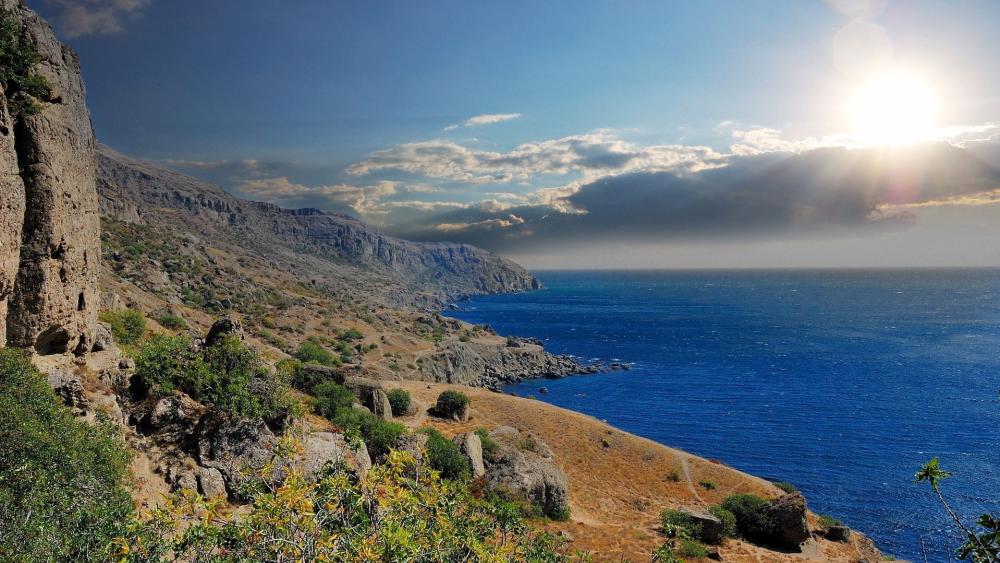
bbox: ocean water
[449,269,1000,561]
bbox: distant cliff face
[96,147,539,305]
[0,0,100,353]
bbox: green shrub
[312,381,355,419]
[157,314,187,331]
[99,308,147,346]
[661,509,700,539]
[0,10,51,117]
[435,390,470,418]
[421,427,471,481]
[698,479,717,490]
[135,333,296,421]
[333,408,406,459]
[720,493,778,543]
[708,504,737,540]
[386,388,411,416]
[0,348,133,559]
[548,505,572,522]
[665,467,681,482]
[773,481,798,493]
[678,538,709,558]
[340,328,364,341]
[293,339,339,367]
[475,427,500,461]
[818,514,843,528]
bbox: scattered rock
[538,386,549,394]
[198,467,228,499]
[682,508,724,544]
[826,525,852,542]
[205,317,244,347]
[454,432,486,477]
[197,415,278,492]
[91,322,115,352]
[46,369,89,415]
[766,492,810,548]
[168,466,198,492]
[149,394,199,429]
[302,432,371,476]
[485,427,569,519]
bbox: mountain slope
[96,145,538,308]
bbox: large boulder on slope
[484,427,569,519]
[766,492,810,548]
[454,432,486,478]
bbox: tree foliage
[99,308,147,346]
[0,9,50,117]
[916,458,1000,562]
[0,347,133,560]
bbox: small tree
[99,308,147,346]
[386,388,411,416]
[435,390,470,419]
[0,9,51,118]
[916,458,999,561]
[312,381,355,419]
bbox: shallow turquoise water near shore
[450,269,1000,561]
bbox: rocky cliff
[0,0,100,354]
[96,147,538,306]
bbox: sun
[848,71,940,146]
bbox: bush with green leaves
[720,493,779,544]
[293,338,339,367]
[312,381,355,420]
[134,334,297,422]
[773,481,798,493]
[421,427,471,481]
[99,308,147,346]
[0,347,133,560]
[331,408,407,460]
[660,509,701,539]
[708,504,737,539]
[818,514,843,528]
[435,389,470,418]
[0,9,50,117]
[111,451,570,561]
[386,388,411,416]
[157,315,187,331]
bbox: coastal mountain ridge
[97,144,538,309]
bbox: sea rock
[1,0,101,354]
[204,317,244,347]
[485,427,569,519]
[424,340,588,390]
[198,467,228,499]
[454,432,486,477]
[766,492,810,548]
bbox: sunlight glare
[848,71,940,146]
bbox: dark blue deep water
[450,269,1000,561]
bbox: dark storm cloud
[389,143,1000,252]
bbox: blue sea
[450,269,1000,561]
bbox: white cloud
[444,113,522,131]
[434,214,525,232]
[44,0,150,38]
[236,177,398,216]
[347,131,725,184]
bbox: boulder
[198,467,228,499]
[197,415,278,491]
[371,388,393,421]
[149,394,200,429]
[454,432,486,477]
[395,433,429,470]
[681,508,724,544]
[46,369,89,415]
[766,492,810,548]
[168,466,198,492]
[485,427,569,519]
[345,377,393,420]
[825,525,851,542]
[302,432,371,476]
[205,317,244,347]
[91,322,115,352]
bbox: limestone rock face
[302,432,371,476]
[0,0,100,354]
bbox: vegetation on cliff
[0,9,50,117]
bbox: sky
[30,0,1000,268]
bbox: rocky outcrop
[424,339,589,389]
[454,432,486,478]
[344,376,394,420]
[0,0,100,354]
[303,431,371,476]
[95,146,539,306]
[766,492,811,549]
[484,426,569,519]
